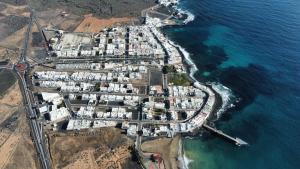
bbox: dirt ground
[0,114,39,169]
[48,127,141,169]
[75,16,135,33]
[28,0,156,19]
[0,79,20,124]
[0,24,27,49]
[141,136,181,169]
[35,8,83,32]
[0,80,39,169]
[0,81,22,105]
[0,1,29,17]
[0,1,29,62]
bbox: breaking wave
[179,8,195,24]
[168,40,198,80]
[211,82,237,118]
[178,138,193,169]
[170,39,236,119]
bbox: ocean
[162,0,300,169]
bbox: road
[141,4,160,18]
[14,10,52,169]
[135,98,144,158]
[15,69,52,169]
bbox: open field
[0,0,27,6]
[26,0,157,32]
[0,1,29,16]
[0,79,39,169]
[0,110,40,169]
[48,127,141,169]
[28,0,156,19]
[0,70,16,96]
[0,80,21,125]
[0,14,29,40]
[0,2,29,62]
[0,24,27,50]
[75,16,135,33]
[141,136,181,169]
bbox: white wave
[184,11,195,24]
[169,35,237,119]
[158,0,195,24]
[158,1,236,119]
[177,8,195,24]
[168,40,198,80]
[182,153,193,169]
[211,82,236,118]
[178,139,193,169]
[174,1,195,24]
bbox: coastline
[148,1,234,169]
[141,135,181,169]
[178,136,193,169]
[163,29,224,121]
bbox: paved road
[141,4,159,17]
[135,98,144,158]
[15,10,52,169]
[15,70,52,169]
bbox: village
[30,25,216,139]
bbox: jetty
[203,124,248,146]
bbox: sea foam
[168,35,237,119]
[211,82,237,118]
[168,40,198,80]
[177,8,195,24]
[178,138,193,169]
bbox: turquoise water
[203,25,253,69]
[163,0,300,169]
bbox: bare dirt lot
[0,111,40,169]
[0,80,20,125]
[28,0,156,19]
[34,8,83,32]
[0,2,29,62]
[27,0,156,32]
[75,16,135,33]
[0,78,39,169]
[141,136,181,169]
[0,0,27,6]
[48,128,141,169]
[0,14,29,40]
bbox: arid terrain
[0,1,29,62]
[48,128,141,169]
[74,16,135,33]
[0,71,39,169]
[0,0,155,63]
[141,136,181,169]
[28,0,156,19]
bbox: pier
[203,124,248,146]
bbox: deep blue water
[162,0,300,169]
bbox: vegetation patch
[162,65,176,74]
[169,73,191,86]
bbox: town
[31,25,216,139]
[0,0,252,169]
